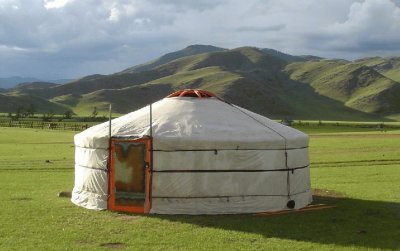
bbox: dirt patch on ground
[58,191,72,198]
[112,213,142,221]
[100,242,126,249]
[10,197,32,201]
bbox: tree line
[6,104,104,122]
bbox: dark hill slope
[261,48,322,62]
[80,84,174,113]
[0,93,70,113]
[147,47,289,78]
[16,71,171,99]
[13,82,59,90]
[0,77,41,89]
[190,47,287,73]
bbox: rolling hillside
[0,93,70,114]
[354,57,400,82]
[13,82,59,90]
[284,60,400,114]
[1,45,399,120]
[121,45,226,73]
[0,77,41,89]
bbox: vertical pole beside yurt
[106,103,112,211]
[108,104,112,145]
[145,103,153,213]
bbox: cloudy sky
[1,0,400,80]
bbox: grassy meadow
[0,126,399,250]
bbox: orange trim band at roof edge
[166,89,216,98]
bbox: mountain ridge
[1,45,399,121]
[121,45,227,74]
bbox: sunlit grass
[0,127,399,250]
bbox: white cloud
[302,0,400,57]
[330,0,400,38]
[107,2,137,22]
[108,5,120,22]
[0,0,400,79]
[43,0,73,9]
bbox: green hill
[121,45,226,73]
[14,71,170,100]
[0,77,41,89]
[261,48,322,62]
[1,45,399,120]
[13,82,59,90]
[0,93,70,114]
[355,57,400,82]
[284,60,400,114]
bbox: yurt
[72,89,312,214]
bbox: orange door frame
[107,137,152,214]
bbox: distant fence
[1,118,400,131]
[0,119,100,131]
[286,120,400,130]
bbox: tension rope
[220,99,293,201]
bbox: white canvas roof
[72,95,312,214]
[75,97,307,149]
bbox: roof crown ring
[166,89,216,98]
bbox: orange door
[108,137,152,213]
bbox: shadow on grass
[150,196,400,250]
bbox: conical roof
[74,90,308,150]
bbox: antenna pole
[149,103,152,138]
[108,104,112,139]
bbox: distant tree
[15,106,23,119]
[23,109,30,118]
[7,112,12,118]
[26,104,36,117]
[41,113,48,122]
[91,107,98,118]
[64,110,72,119]
[42,110,55,122]
[47,110,55,120]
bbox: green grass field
[0,127,399,250]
